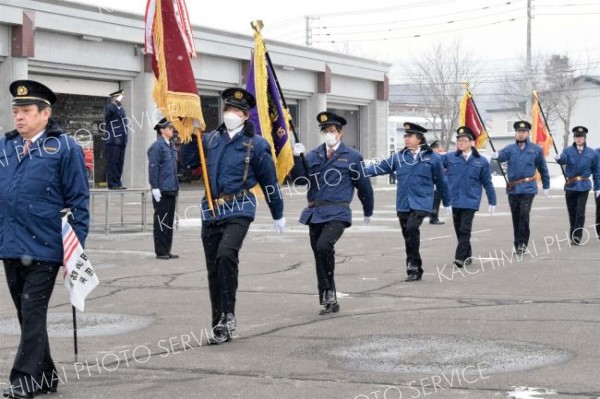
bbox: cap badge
[234,91,243,100]
[17,86,28,96]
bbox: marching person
[492,120,550,255]
[148,117,180,260]
[366,122,450,282]
[184,88,285,344]
[555,126,600,245]
[103,89,128,190]
[292,111,374,315]
[443,126,497,267]
[429,140,446,225]
[1,80,89,398]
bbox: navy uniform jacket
[497,139,550,194]
[366,147,450,213]
[0,119,89,264]
[442,149,497,210]
[148,137,179,192]
[556,144,600,191]
[294,142,374,226]
[197,122,283,222]
[103,102,128,146]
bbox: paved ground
[1,183,600,399]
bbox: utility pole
[527,0,532,70]
[305,16,319,46]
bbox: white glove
[490,152,499,160]
[595,190,600,198]
[364,216,371,225]
[151,188,161,202]
[543,189,550,198]
[554,155,561,162]
[488,205,496,214]
[274,217,286,233]
[293,143,305,156]
[444,206,452,216]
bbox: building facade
[0,0,390,188]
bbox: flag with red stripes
[62,216,99,311]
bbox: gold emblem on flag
[234,91,243,100]
[17,86,28,96]
[320,114,328,122]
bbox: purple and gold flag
[246,29,293,183]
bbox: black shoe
[156,254,170,260]
[405,264,423,282]
[464,257,473,266]
[322,289,336,305]
[3,386,33,399]
[108,186,120,190]
[318,302,340,315]
[429,219,445,225]
[208,313,236,344]
[118,186,127,190]
[515,245,526,255]
[168,253,179,259]
[453,259,464,268]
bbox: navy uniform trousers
[201,217,251,327]
[3,259,60,393]
[105,144,125,189]
[308,221,347,305]
[152,192,178,256]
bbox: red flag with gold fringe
[144,0,204,141]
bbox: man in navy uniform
[148,117,180,259]
[103,89,128,190]
[366,122,450,282]
[443,126,496,267]
[492,121,550,255]
[292,111,374,315]
[555,126,600,244]
[1,80,89,398]
[187,88,285,344]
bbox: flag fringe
[151,0,205,142]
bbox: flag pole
[72,305,78,362]
[464,82,509,187]
[250,20,309,174]
[533,90,566,181]
[193,123,215,217]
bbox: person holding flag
[443,126,496,268]
[492,121,550,255]
[0,80,89,398]
[554,126,600,245]
[185,88,285,344]
[292,112,374,315]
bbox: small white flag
[62,216,99,311]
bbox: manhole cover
[304,334,572,375]
[0,313,152,337]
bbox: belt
[566,176,589,186]
[213,189,251,206]
[507,176,536,190]
[307,200,350,208]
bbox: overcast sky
[71,0,600,84]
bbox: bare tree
[501,53,591,149]
[402,41,481,148]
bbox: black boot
[405,264,423,282]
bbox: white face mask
[322,132,338,147]
[223,112,244,131]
